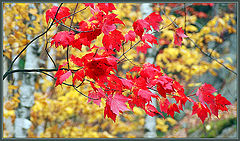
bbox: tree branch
[4,3,63,79]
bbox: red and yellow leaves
[70,55,83,67]
[59,71,72,84]
[174,27,188,46]
[51,31,74,48]
[144,12,163,31]
[46,3,232,124]
[46,6,70,26]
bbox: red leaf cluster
[174,27,188,46]
[192,83,231,123]
[48,3,231,123]
[46,6,70,26]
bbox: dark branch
[4,3,63,79]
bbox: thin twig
[3,68,80,80]
[118,40,141,59]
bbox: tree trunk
[3,4,15,136]
[14,4,39,138]
[141,3,157,138]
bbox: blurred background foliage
[3,3,237,138]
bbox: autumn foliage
[44,3,231,124]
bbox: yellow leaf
[3,51,11,59]
[8,85,19,90]
[209,69,217,76]
[4,101,17,110]
[186,25,198,32]
[226,57,233,64]
[166,117,177,126]
[29,8,37,15]
[188,82,202,87]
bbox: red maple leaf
[196,83,217,105]
[100,13,124,35]
[145,104,164,117]
[174,27,188,46]
[125,30,136,42]
[51,31,75,48]
[158,98,171,113]
[167,103,180,118]
[136,43,151,54]
[102,29,124,51]
[121,78,134,89]
[133,19,151,37]
[155,75,174,98]
[46,6,70,26]
[139,63,163,87]
[138,89,158,102]
[173,95,188,111]
[104,101,117,122]
[54,62,70,86]
[192,102,211,123]
[129,66,141,72]
[215,94,231,111]
[97,3,116,14]
[128,92,147,110]
[59,70,72,84]
[109,93,130,116]
[210,94,231,118]
[72,69,85,85]
[141,34,158,45]
[88,88,105,106]
[70,55,84,67]
[85,56,118,81]
[77,21,102,43]
[72,37,90,51]
[144,12,163,31]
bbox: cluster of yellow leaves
[156,117,177,133]
[154,7,236,82]
[29,81,146,138]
